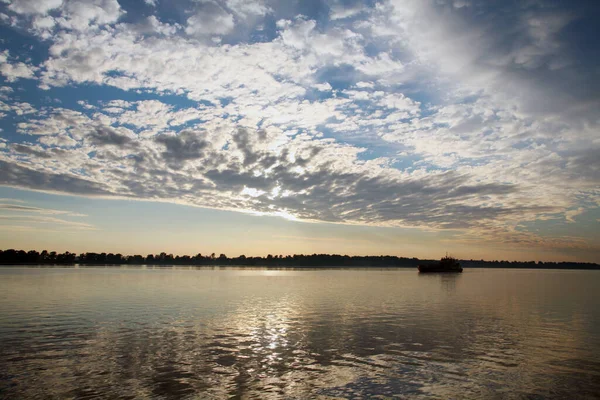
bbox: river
[0,267,599,399]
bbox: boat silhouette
[418,255,463,273]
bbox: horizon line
[1,248,598,266]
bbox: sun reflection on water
[0,268,599,399]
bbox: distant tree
[1,248,599,270]
[27,250,40,263]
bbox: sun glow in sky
[0,0,598,262]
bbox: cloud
[57,0,124,31]
[185,2,235,36]
[564,208,585,223]
[0,0,597,253]
[38,134,79,148]
[0,86,13,101]
[0,199,92,232]
[5,0,62,15]
[0,51,37,82]
[155,130,209,164]
[225,0,270,18]
[130,16,178,36]
[11,143,54,159]
[0,100,36,116]
[330,3,363,21]
[87,126,134,147]
[0,160,112,196]
[0,214,94,229]
[0,198,26,203]
[0,120,546,232]
[0,203,86,217]
[380,0,600,121]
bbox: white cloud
[17,108,94,137]
[225,0,270,18]
[313,82,332,91]
[6,0,62,15]
[0,214,94,229]
[38,134,79,147]
[330,4,363,21]
[185,2,234,36]
[0,100,36,116]
[142,15,178,36]
[0,203,86,216]
[0,51,37,82]
[57,0,124,31]
[355,81,373,89]
[0,61,36,81]
[565,208,585,223]
[32,15,56,32]
[0,200,92,232]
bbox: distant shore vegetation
[0,249,598,270]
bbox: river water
[0,267,599,399]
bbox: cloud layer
[0,0,598,252]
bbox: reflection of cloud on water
[0,268,599,398]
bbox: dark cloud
[155,130,209,164]
[564,147,600,184]
[0,160,111,196]
[192,134,524,227]
[2,125,530,230]
[232,128,260,166]
[11,144,74,161]
[434,0,600,120]
[11,144,53,159]
[87,126,134,147]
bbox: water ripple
[0,267,599,399]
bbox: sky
[0,0,598,262]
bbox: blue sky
[0,0,598,262]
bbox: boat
[418,255,463,273]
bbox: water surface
[1,267,599,399]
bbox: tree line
[0,249,598,269]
